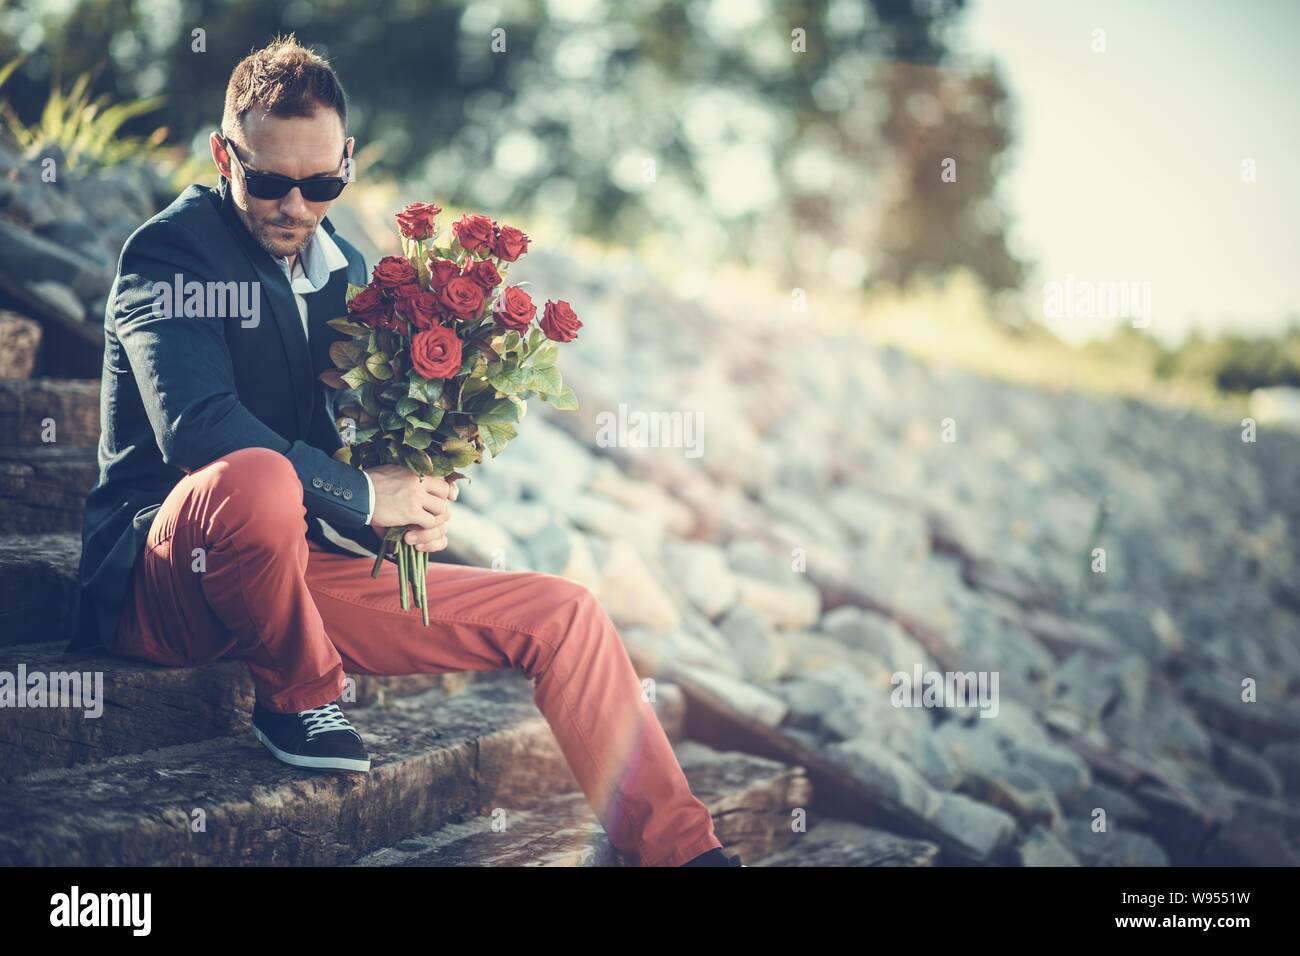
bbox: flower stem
[398,541,410,611]
[418,548,429,627]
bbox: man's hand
[365,465,458,552]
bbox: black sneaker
[681,846,746,867]
[251,699,371,772]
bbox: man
[73,35,741,867]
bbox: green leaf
[425,451,455,473]
[395,396,420,417]
[529,340,559,369]
[357,382,380,416]
[366,352,394,381]
[402,447,436,476]
[403,426,434,449]
[476,397,519,425]
[460,374,492,402]
[342,366,370,390]
[544,383,579,410]
[526,365,563,396]
[344,283,370,305]
[405,414,436,431]
[379,410,405,431]
[486,364,532,395]
[408,374,442,404]
[328,316,372,336]
[440,438,481,467]
[480,420,517,457]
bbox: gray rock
[731,571,821,630]
[1212,736,1284,797]
[484,500,553,539]
[1004,739,1092,799]
[1261,740,1300,795]
[1061,821,1170,866]
[675,664,788,726]
[828,738,941,818]
[936,717,1012,776]
[1016,825,1081,866]
[819,607,939,674]
[926,791,1018,862]
[662,539,737,620]
[1062,782,1152,830]
[965,765,1063,827]
[717,603,786,683]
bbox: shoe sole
[252,725,372,772]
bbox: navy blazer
[72,175,377,652]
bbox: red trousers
[107,447,722,867]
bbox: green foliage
[0,56,168,169]
[1152,326,1300,393]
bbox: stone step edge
[0,674,685,866]
[349,740,814,867]
[0,639,487,778]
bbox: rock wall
[448,244,1300,865]
[0,136,175,376]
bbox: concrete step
[0,673,687,866]
[0,445,96,533]
[0,639,469,778]
[0,532,81,646]
[0,378,100,447]
[349,741,813,866]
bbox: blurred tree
[0,0,1026,297]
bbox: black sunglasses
[221,135,351,202]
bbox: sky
[958,0,1300,345]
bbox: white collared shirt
[277,225,378,557]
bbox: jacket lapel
[215,176,313,438]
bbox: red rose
[355,298,402,331]
[427,256,461,290]
[438,275,486,320]
[397,291,441,330]
[492,225,529,262]
[395,201,441,241]
[493,285,536,332]
[410,326,462,379]
[391,282,423,301]
[464,257,502,290]
[452,213,495,253]
[372,255,417,288]
[347,285,385,315]
[541,299,581,342]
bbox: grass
[0,57,170,170]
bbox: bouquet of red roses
[321,201,581,624]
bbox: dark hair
[221,33,347,144]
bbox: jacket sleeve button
[311,477,324,489]
[342,488,353,501]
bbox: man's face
[210,109,352,261]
